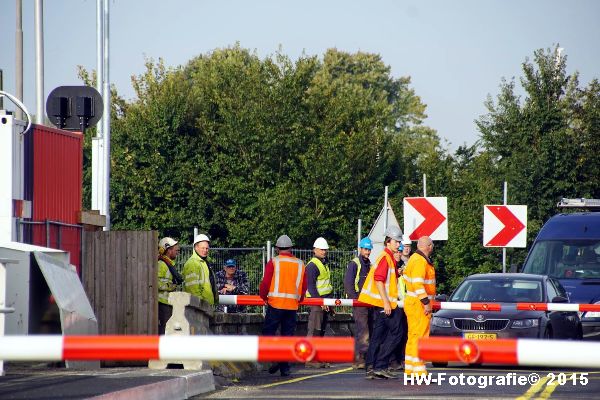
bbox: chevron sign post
[403,197,448,241]
[483,205,527,247]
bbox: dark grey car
[430,273,582,366]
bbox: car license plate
[463,332,497,340]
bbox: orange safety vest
[358,250,398,308]
[403,252,436,302]
[267,255,306,310]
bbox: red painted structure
[24,124,83,272]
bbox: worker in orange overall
[403,235,436,376]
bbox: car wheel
[543,326,553,339]
[432,362,448,368]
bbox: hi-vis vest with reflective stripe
[403,252,436,302]
[268,255,306,310]
[357,251,398,308]
[305,257,333,297]
[351,257,366,292]
[158,257,177,305]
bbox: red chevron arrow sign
[483,205,527,247]
[403,197,448,241]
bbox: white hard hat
[159,237,178,250]
[384,225,403,242]
[275,235,293,248]
[313,237,329,250]
[401,234,412,245]
[193,234,210,245]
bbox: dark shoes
[268,363,291,377]
[389,360,405,371]
[268,364,280,374]
[373,368,400,379]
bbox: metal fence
[176,245,357,312]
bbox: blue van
[521,198,600,340]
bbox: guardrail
[0,335,354,363]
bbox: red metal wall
[29,124,83,271]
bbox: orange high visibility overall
[403,252,436,375]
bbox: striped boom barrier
[515,302,600,312]
[220,295,600,312]
[419,337,600,368]
[218,295,371,307]
[0,335,354,363]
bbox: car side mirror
[510,263,522,273]
[551,296,568,303]
[435,294,448,302]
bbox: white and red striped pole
[434,302,502,311]
[419,337,600,368]
[220,295,600,312]
[0,335,354,363]
[219,295,371,308]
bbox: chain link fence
[175,245,357,312]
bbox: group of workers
[156,227,437,379]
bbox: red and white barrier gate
[220,295,600,312]
[0,335,354,363]
[419,337,600,368]
[219,295,371,307]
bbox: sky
[1,0,599,151]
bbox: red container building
[24,124,83,272]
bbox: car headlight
[432,316,451,328]
[511,318,540,329]
[583,301,600,319]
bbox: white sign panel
[403,197,448,241]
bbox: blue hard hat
[224,259,237,267]
[359,237,373,250]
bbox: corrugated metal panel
[32,124,83,223]
[28,124,83,272]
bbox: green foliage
[78,45,600,295]
[102,46,433,248]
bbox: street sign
[403,197,448,241]
[483,205,527,247]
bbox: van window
[523,240,600,279]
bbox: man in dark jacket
[344,237,373,369]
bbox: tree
[101,46,436,248]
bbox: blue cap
[359,237,373,250]
[224,259,237,267]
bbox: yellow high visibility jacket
[183,252,216,305]
[403,251,436,302]
[157,256,177,305]
[358,250,398,308]
[305,257,333,297]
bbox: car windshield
[450,279,543,303]
[522,240,600,279]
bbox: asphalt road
[199,363,600,399]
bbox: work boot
[365,367,375,380]
[373,368,399,379]
[321,362,331,368]
[389,360,404,371]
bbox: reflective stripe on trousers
[404,296,431,376]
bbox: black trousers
[158,303,173,335]
[262,305,297,374]
[366,307,405,370]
